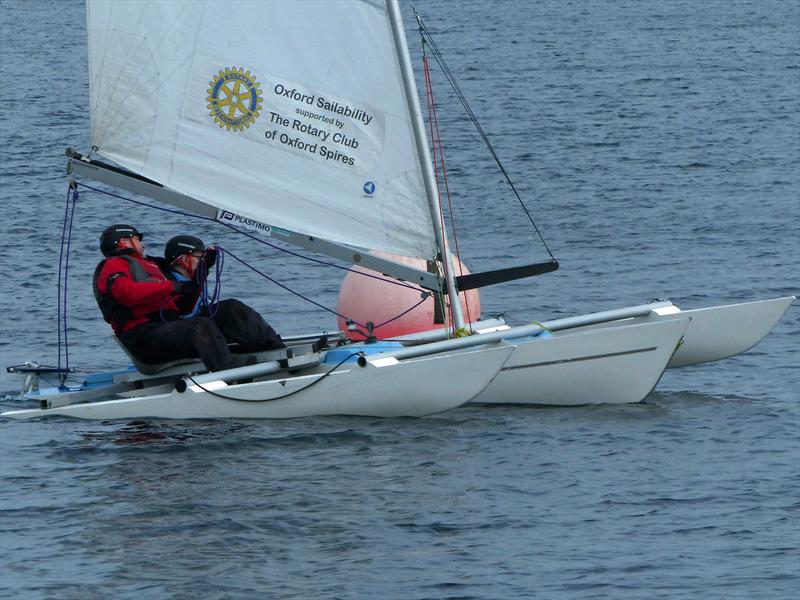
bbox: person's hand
[172,280,199,297]
[203,246,217,268]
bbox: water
[1,0,798,597]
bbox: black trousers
[119,299,284,372]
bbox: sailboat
[1,0,759,420]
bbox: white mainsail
[86,0,436,260]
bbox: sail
[86,0,436,260]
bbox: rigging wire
[422,61,455,332]
[422,45,475,331]
[214,246,359,326]
[411,3,557,261]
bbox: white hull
[4,297,791,416]
[664,297,794,367]
[1,344,513,421]
[563,297,795,368]
[471,318,689,406]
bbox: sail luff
[386,0,465,331]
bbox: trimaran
[2,0,793,421]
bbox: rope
[411,4,557,261]
[57,186,69,377]
[63,185,79,377]
[375,293,431,329]
[219,246,361,325]
[422,53,455,332]
[422,48,475,332]
[56,182,79,384]
[195,247,224,318]
[183,351,360,402]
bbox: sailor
[93,224,269,372]
[163,234,285,352]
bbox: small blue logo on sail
[363,181,376,196]
[207,67,263,132]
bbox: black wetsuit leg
[119,317,234,372]
[200,298,284,352]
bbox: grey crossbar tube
[175,361,285,392]
[386,318,507,344]
[536,300,674,333]
[366,301,675,362]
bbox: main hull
[471,318,689,406]
[1,344,513,421]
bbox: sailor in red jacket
[93,224,257,372]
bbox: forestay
[87,0,436,260]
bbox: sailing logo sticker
[217,210,272,235]
[207,67,263,132]
[363,181,376,196]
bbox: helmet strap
[173,254,196,276]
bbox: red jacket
[94,254,179,334]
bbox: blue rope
[56,186,69,378]
[63,186,79,379]
[196,247,223,318]
[56,183,79,385]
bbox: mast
[386,0,466,332]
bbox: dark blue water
[1,0,798,597]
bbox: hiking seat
[113,337,317,376]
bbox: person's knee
[193,317,223,342]
[223,298,247,311]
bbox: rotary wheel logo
[207,67,263,132]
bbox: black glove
[203,246,217,268]
[172,280,199,298]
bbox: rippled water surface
[1,0,798,598]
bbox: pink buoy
[336,251,481,341]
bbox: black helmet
[165,235,205,264]
[100,224,143,257]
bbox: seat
[113,337,316,376]
[113,338,204,375]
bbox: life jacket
[93,254,177,333]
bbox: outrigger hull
[398,295,794,372]
[664,297,794,368]
[559,297,795,368]
[1,344,513,421]
[471,317,689,406]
